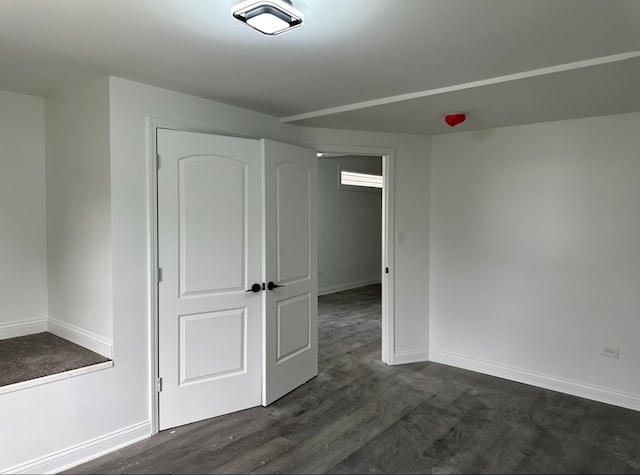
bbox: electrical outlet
[317,271,322,277]
[600,345,620,359]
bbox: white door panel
[179,156,245,295]
[157,130,317,428]
[179,308,245,384]
[262,139,318,406]
[158,129,262,430]
[276,293,311,361]
[276,165,311,283]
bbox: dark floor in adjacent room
[0,332,110,387]
[68,284,640,474]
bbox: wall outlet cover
[600,345,620,358]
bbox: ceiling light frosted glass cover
[231,0,304,36]
[246,12,289,34]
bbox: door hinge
[156,154,160,170]
[158,267,163,282]
[156,377,163,392]
[385,267,389,274]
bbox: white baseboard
[47,318,113,359]
[429,348,640,412]
[318,278,380,296]
[3,421,151,475]
[0,317,113,359]
[0,317,48,339]
[391,349,430,365]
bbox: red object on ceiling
[444,113,466,127]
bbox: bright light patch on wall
[341,170,383,189]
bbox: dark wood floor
[69,284,640,474]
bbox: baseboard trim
[0,317,48,339]
[318,278,380,296]
[47,318,113,359]
[391,349,430,365]
[429,348,640,412]
[3,420,151,475]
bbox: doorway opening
[317,153,382,297]
[148,125,395,433]
[316,148,394,365]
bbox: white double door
[157,129,317,430]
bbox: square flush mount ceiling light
[231,0,304,36]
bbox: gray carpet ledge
[0,332,110,387]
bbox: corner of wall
[44,77,113,342]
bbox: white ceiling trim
[281,50,640,124]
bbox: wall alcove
[0,85,113,395]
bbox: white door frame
[312,144,395,365]
[147,120,396,434]
[147,118,257,435]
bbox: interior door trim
[147,118,257,435]
[147,121,397,434]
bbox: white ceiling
[1,0,639,135]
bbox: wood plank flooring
[68,284,640,474]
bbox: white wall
[106,76,307,419]
[1,80,124,475]
[303,128,431,362]
[429,112,640,410]
[1,77,432,473]
[0,90,48,335]
[45,77,113,344]
[318,155,382,294]
[3,77,305,473]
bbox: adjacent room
[0,1,639,473]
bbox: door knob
[267,281,283,291]
[245,283,262,293]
